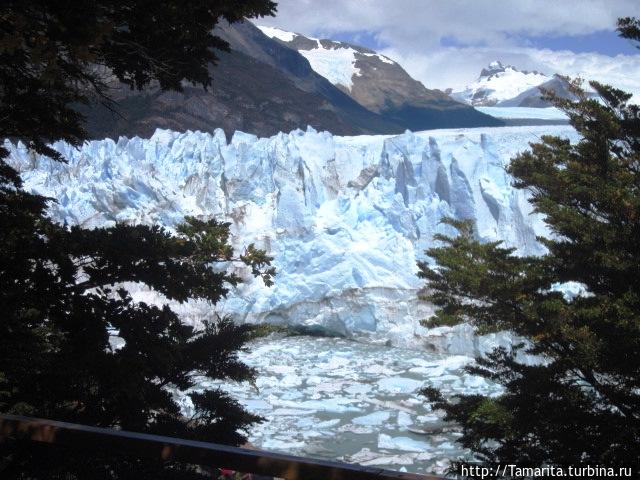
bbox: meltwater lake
[181,335,502,475]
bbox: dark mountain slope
[257,25,502,130]
[83,21,500,140]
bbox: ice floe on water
[178,335,501,475]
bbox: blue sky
[258,0,640,95]
[327,29,639,57]
[513,30,638,56]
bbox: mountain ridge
[451,61,583,108]
[82,21,500,141]
[252,24,503,130]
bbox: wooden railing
[0,414,446,480]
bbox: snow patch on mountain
[6,125,578,349]
[362,52,395,65]
[453,61,549,106]
[255,25,298,42]
[298,45,362,90]
[257,25,362,90]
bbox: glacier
[6,124,578,352]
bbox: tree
[417,21,640,478]
[0,0,276,162]
[1,1,277,478]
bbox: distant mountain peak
[478,61,545,82]
[452,62,549,106]
[255,24,501,130]
[480,60,507,78]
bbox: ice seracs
[6,124,578,349]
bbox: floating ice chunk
[377,377,424,394]
[344,383,372,395]
[313,381,346,394]
[262,437,306,450]
[338,424,378,434]
[272,408,310,416]
[441,355,474,370]
[322,357,350,369]
[417,413,441,423]
[305,375,323,385]
[397,411,413,428]
[378,433,431,452]
[274,398,361,413]
[269,365,296,374]
[363,364,401,376]
[280,374,303,387]
[550,281,592,301]
[347,448,380,463]
[352,411,392,426]
[315,418,341,429]
[242,399,272,411]
[463,375,488,389]
[437,441,457,450]
[408,367,435,375]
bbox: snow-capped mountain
[497,74,581,107]
[256,25,501,130]
[257,26,397,92]
[6,124,578,349]
[83,22,499,142]
[452,61,550,106]
[84,21,400,139]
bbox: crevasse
[6,124,578,351]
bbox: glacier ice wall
[6,125,577,350]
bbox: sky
[257,0,640,96]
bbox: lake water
[183,335,501,476]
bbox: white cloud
[263,0,638,50]
[381,46,640,98]
[260,0,640,98]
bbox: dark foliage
[1,1,276,478]
[417,21,640,478]
[0,0,276,162]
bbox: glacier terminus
[7,124,577,353]
[6,123,580,474]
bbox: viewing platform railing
[0,414,446,480]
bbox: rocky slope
[256,25,501,130]
[83,22,499,141]
[84,22,399,140]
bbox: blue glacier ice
[6,124,578,351]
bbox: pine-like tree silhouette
[417,18,640,477]
[1,1,277,478]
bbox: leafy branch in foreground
[1,2,278,478]
[417,28,640,477]
[1,196,275,478]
